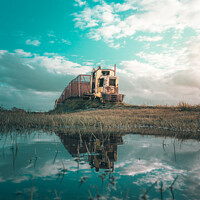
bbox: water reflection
[0,132,200,199]
[57,132,123,172]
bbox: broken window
[109,78,116,86]
[102,71,110,76]
[99,78,104,87]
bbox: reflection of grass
[0,104,200,139]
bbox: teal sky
[0,0,199,111]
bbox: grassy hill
[50,98,128,113]
[50,98,200,114]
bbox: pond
[0,131,200,200]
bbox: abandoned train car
[55,65,124,108]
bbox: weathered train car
[54,74,90,108]
[89,65,124,102]
[56,132,123,171]
[55,65,124,108]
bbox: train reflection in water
[56,133,123,172]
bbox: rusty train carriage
[55,65,124,108]
[55,74,90,108]
[90,65,124,102]
[56,132,123,171]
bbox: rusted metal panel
[102,94,124,102]
[80,82,90,96]
[57,75,91,103]
[70,81,78,97]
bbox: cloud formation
[135,36,163,42]
[74,0,200,47]
[0,50,91,110]
[26,39,41,46]
[74,0,87,7]
[118,36,200,105]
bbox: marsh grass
[0,104,200,139]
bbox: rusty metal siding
[70,81,78,97]
[58,75,91,103]
[80,82,90,96]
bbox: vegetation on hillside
[51,98,200,113]
[50,98,126,113]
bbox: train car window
[109,78,116,86]
[93,72,96,79]
[92,82,95,93]
[102,71,110,76]
[99,78,104,87]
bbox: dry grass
[0,104,200,140]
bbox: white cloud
[47,33,56,37]
[12,176,29,183]
[73,0,200,47]
[0,49,92,84]
[61,39,71,45]
[0,85,61,111]
[120,60,160,77]
[136,51,181,73]
[0,50,8,55]
[48,38,72,45]
[119,35,200,105]
[75,0,87,7]
[116,158,185,179]
[26,39,41,46]
[136,36,163,42]
[113,2,137,12]
[25,63,34,70]
[13,49,91,75]
[1,50,91,76]
[186,35,200,66]
[14,49,32,57]
[0,50,92,110]
[0,50,8,58]
[43,52,58,56]
[83,61,94,65]
[30,54,91,75]
[109,42,120,49]
[74,2,120,30]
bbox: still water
[0,132,200,200]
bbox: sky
[0,0,200,111]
